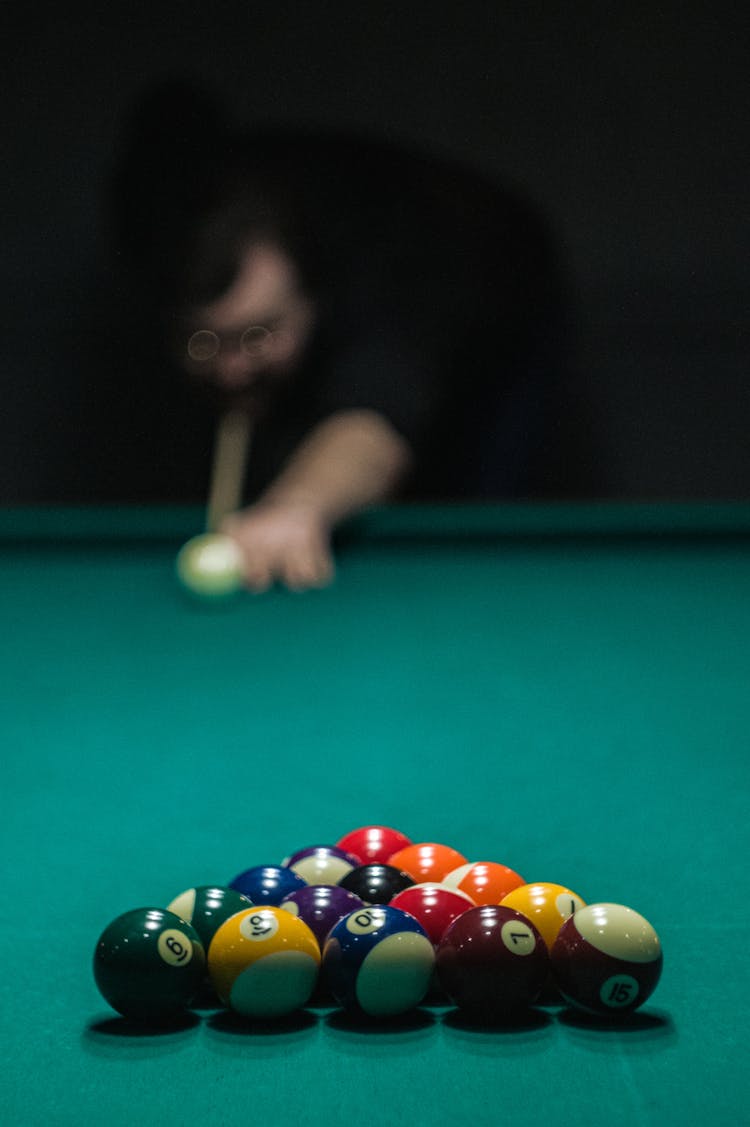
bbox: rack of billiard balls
[92,825,663,1026]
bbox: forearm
[259,409,413,525]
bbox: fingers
[242,556,276,594]
[241,547,334,593]
[283,545,335,592]
[222,511,335,593]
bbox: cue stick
[205,406,254,533]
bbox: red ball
[336,825,412,865]
[390,884,475,946]
[436,904,549,1016]
[550,903,663,1016]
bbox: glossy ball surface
[322,906,434,1017]
[280,884,365,948]
[93,907,205,1022]
[208,906,320,1018]
[551,903,663,1016]
[283,845,362,886]
[443,861,525,905]
[336,825,412,865]
[436,905,549,1016]
[387,842,468,884]
[390,883,475,946]
[229,864,307,905]
[166,886,254,951]
[338,862,414,904]
[175,533,243,599]
[500,882,587,950]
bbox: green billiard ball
[93,907,206,1022]
[175,533,244,598]
[166,886,254,950]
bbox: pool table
[2,502,749,1127]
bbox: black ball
[338,863,415,904]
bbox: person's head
[111,79,316,397]
[177,239,316,395]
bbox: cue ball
[175,533,244,598]
[435,905,549,1016]
[208,906,320,1018]
[322,905,435,1017]
[93,907,206,1023]
[550,902,663,1016]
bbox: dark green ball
[93,907,205,1022]
[166,886,254,951]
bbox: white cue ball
[175,533,244,598]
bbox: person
[111,81,568,591]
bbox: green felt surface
[1,505,749,1126]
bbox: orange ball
[387,842,468,884]
[442,861,525,905]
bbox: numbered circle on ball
[240,910,280,942]
[555,892,585,919]
[346,908,386,935]
[157,929,194,966]
[500,919,537,956]
[600,974,640,1009]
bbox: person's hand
[221,501,335,593]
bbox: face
[179,243,316,395]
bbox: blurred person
[112,81,568,591]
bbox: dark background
[2,1,747,503]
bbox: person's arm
[221,408,412,592]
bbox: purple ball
[228,865,307,905]
[281,885,365,947]
[282,845,362,885]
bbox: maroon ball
[436,904,549,1016]
[550,903,663,1016]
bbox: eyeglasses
[186,325,276,362]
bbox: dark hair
[111,79,300,313]
[172,169,300,310]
